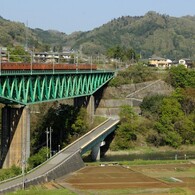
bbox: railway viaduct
[0,67,115,168]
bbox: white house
[179,58,193,68]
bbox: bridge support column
[91,141,105,161]
[0,106,30,168]
[86,95,95,124]
[74,95,95,123]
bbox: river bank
[83,145,195,162]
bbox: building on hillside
[33,51,74,63]
[179,58,193,68]
[148,56,172,69]
[0,47,8,62]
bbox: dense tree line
[29,104,89,168]
[106,46,139,62]
[166,65,195,88]
[110,65,195,150]
[0,16,67,52]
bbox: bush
[166,65,195,88]
[109,64,157,87]
[0,165,21,181]
[28,147,48,169]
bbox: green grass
[169,188,193,194]
[6,188,76,195]
[79,187,192,195]
[120,159,189,165]
[86,159,189,166]
[6,187,193,195]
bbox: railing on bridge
[0,49,121,75]
[0,70,114,105]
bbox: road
[0,118,119,193]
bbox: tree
[28,147,48,169]
[173,88,195,115]
[106,46,138,62]
[154,96,185,148]
[140,94,165,120]
[174,116,195,144]
[153,121,182,148]
[109,64,157,87]
[31,104,78,154]
[107,46,123,59]
[159,97,183,124]
[71,107,89,136]
[111,105,139,150]
[166,65,195,88]
[112,122,137,150]
[119,105,137,123]
[8,46,30,62]
[141,93,193,148]
[0,165,21,181]
[31,104,90,156]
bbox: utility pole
[22,158,25,189]
[90,56,92,72]
[30,51,33,75]
[49,127,53,158]
[46,128,49,160]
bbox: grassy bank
[6,188,76,195]
[83,145,195,164]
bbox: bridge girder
[0,71,114,105]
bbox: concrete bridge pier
[74,95,95,123]
[0,106,30,168]
[86,95,95,124]
[91,141,105,161]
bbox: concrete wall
[0,151,85,194]
[0,106,30,168]
[96,80,173,118]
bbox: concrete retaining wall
[95,80,173,117]
[0,151,85,194]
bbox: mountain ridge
[0,11,195,59]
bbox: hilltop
[0,11,195,59]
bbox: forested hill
[0,16,69,51]
[70,12,195,59]
[0,11,195,59]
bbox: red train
[0,62,97,71]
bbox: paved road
[0,118,119,193]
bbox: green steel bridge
[0,70,115,105]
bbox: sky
[0,0,195,34]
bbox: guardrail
[0,118,119,194]
[0,150,84,194]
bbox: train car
[1,62,29,70]
[0,62,97,71]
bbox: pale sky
[0,0,194,34]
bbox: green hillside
[0,16,68,51]
[70,12,195,59]
[0,11,195,59]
